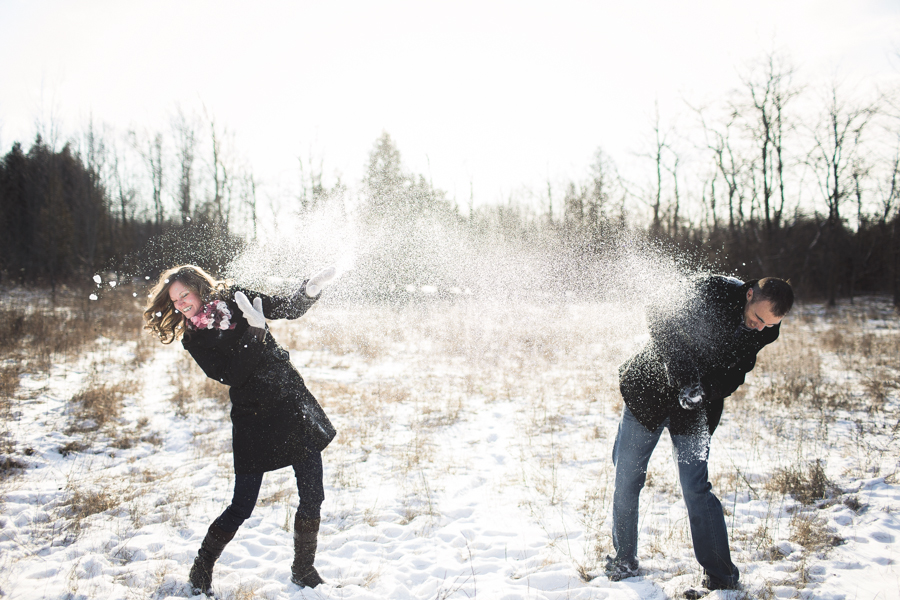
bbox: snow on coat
[618,275,780,437]
[182,285,337,474]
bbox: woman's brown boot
[290,515,324,587]
[189,522,236,595]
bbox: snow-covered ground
[1,292,899,600]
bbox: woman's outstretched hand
[305,266,336,297]
[234,291,266,328]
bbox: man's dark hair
[753,277,794,316]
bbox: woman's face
[168,280,203,320]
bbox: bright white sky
[1,0,898,210]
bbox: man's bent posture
[607,276,793,592]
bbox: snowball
[93,275,101,284]
[89,294,98,301]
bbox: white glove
[234,291,266,329]
[305,266,336,297]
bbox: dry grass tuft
[767,460,835,505]
[110,419,163,450]
[64,487,121,526]
[0,456,27,479]
[789,511,843,551]
[67,380,133,432]
[222,583,260,600]
[110,434,137,450]
[58,440,89,456]
[842,495,863,512]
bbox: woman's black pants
[214,451,324,533]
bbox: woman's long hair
[143,265,230,344]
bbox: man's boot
[189,522,236,595]
[290,515,324,588]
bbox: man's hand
[235,291,266,329]
[678,381,705,410]
[305,266,336,297]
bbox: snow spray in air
[215,193,716,366]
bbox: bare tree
[695,106,747,236]
[808,82,877,305]
[875,140,899,224]
[737,53,800,234]
[588,148,624,230]
[810,84,876,226]
[172,109,196,224]
[109,139,137,226]
[876,124,900,307]
[664,151,682,238]
[649,106,667,234]
[130,130,165,231]
[770,60,798,231]
[699,172,719,234]
[203,109,232,226]
[35,74,64,152]
[80,117,108,268]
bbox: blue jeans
[612,406,738,587]
[214,451,324,532]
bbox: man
[606,275,793,594]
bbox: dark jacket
[182,286,336,474]
[618,275,779,436]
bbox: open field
[0,285,898,600]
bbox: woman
[143,264,337,594]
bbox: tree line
[1,53,898,306]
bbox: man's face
[169,280,202,320]
[744,289,784,331]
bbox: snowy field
[1,286,899,600]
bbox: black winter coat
[182,286,336,474]
[618,275,779,436]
